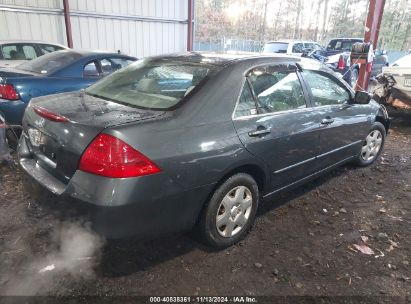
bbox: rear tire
[197,173,259,249]
[355,122,386,167]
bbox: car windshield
[392,55,411,67]
[263,42,288,53]
[17,51,82,74]
[85,59,214,110]
[327,39,362,51]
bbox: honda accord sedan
[18,53,390,248]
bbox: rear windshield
[17,51,82,74]
[263,42,289,54]
[85,59,214,110]
[326,39,362,51]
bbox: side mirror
[353,91,371,104]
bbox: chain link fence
[194,38,262,53]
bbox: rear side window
[262,42,288,54]
[303,70,351,106]
[1,44,36,60]
[84,61,100,78]
[234,82,257,118]
[327,39,362,51]
[248,68,306,113]
[85,59,214,110]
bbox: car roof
[0,40,68,47]
[52,49,134,58]
[328,38,363,41]
[148,52,321,68]
[265,40,317,44]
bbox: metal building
[0,0,193,58]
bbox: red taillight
[79,133,161,178]
[33,106,69,122]
[0,84,19,100]
[337,55,345,70]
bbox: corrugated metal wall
[0,0,188,58]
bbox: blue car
[0,49,136,124]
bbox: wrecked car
[19,53,390,248]
[374,54,411,109]
[325,38,388,87]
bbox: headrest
[136,78,160,94]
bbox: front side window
[38,44,64,55]
[110,57,135,68]
[99,59,115,77]
[85,59,214,110]
[292,43,304,53]
[98,58,134,76]
[23,45,36,60]
[303,70,351,106]
[248,67,306,113]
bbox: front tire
[197,173,259,249]
[355,122,386,166]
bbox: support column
[187,0,194,51]
[356,0,386,91]
[63,0,73,48]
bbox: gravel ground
[0,111,410,298]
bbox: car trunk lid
[0,67,39,79]
[22,91,165,182]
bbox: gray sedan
[18,53,390,248]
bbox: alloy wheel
[361,130,383,162]
[216,186,253,237]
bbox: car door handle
[248,128,271,137]
[321,117,334,125]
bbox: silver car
[0,40,67,68]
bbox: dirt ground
[0,111,410,299]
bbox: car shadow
[97,164,355,278]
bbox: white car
[262,40,325,56]
[382,54,411,101]
[0,40,67,68]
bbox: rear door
[301,69,370,168]
[232,64,321,190]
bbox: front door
[232,64,321,191]
[301,70,371,168]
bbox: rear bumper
[0,99,26,125]
[18,137,215,239]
